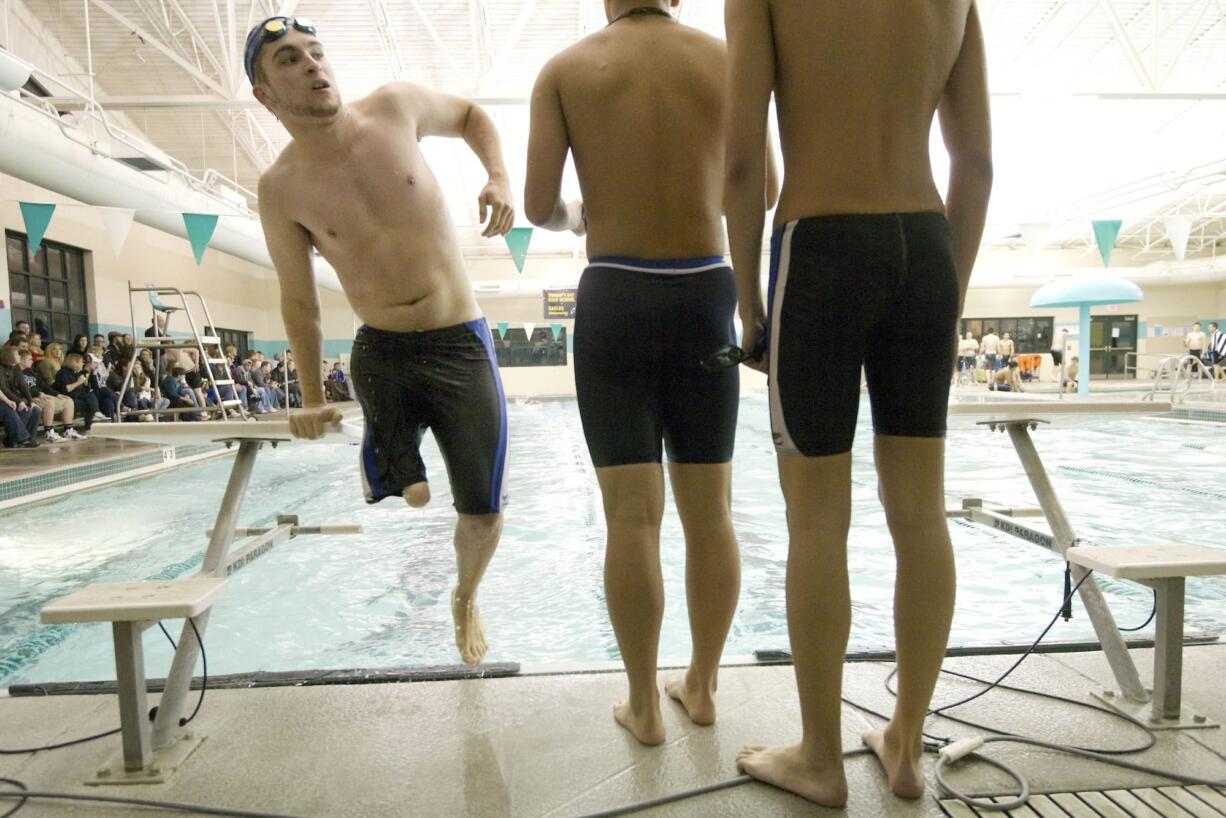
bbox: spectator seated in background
[0,346,42,448]
[35,342,64,386]
[70,333,91,359]
[6,335,31,368]
[26,332,44,363]
[230,352,259,413]
[180,350,213,416]
[205,345,245,417]
[288,359,302,408]
[270,351,298,406]
[271,352,301,408]
[82,352,119,420]
[1064,356,1080,393]
[7,321,31,346]
[33,345,61,399]
[325,361,350,402]
[136,347,158,385]
[246,355,279,413]
[260,361,286,410]
[54,353,100,434]
[5,330,27,350]
[988,360,1024,392]
[106,353,154,420]
[160,365,204,421]
[103,332,124,367]
[146,313,167,338]
[19,349,78,441]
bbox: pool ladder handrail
[1143,355,1217,405]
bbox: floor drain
[940,785,1226,816]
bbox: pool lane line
[1057,463,1226,500]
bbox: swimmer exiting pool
[725,0,993,806]
[989,360,1024,392]
[525,0,778,746]
[248,16,514,666]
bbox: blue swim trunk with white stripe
[350,320,508,514]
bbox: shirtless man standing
[525,0,777,745]
[957,331,979,381]
[998,331,1015,365]
[248,16,515,665]
[725,1,992,806]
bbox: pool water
[1,397,1223,686]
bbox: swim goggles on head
[244,16,318,84]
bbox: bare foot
[861,726,926,799]
[736,744,848,808]
[613,699,665,746]
[451,588,487,665]
[403,482,430,508]
[664,672,716,725]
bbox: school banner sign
[543,289,577,319]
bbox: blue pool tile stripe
[0,444,221,505]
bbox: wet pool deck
[3,644,1225,817]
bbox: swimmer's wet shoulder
[527,8,729,260]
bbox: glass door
[1090,314,1137,379]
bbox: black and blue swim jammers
[767,213,959,457]
[350,320,508,515]
[574,257,739,469]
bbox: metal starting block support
[1069,544,1226,731]
[39,437,362,785]
[948,416,1150,705]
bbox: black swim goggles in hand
[244,16,318,84]
[701,333,770,372]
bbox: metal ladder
[1144,355,1217,404]
[114,282,248,422]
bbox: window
[961,316,1054,354]
[493,326,567,367]
[6,231,90,345]
[206,327,251,360]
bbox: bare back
[262,87,477,332]
[767,0,974,226]
[551,18,727,259]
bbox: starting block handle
[207,524,363,537]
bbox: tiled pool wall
[0,444,230,511]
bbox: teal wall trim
[247,338,353,359]
[0,311,11,339]
[86,321,352,358]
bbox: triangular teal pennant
[182,213,220,265]
[550,323,562,340]
[1092,219,1123,267]
[19,203,56,254]
[496,321,509,338]
[505,227,533,273]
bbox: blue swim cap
[244,16,317,85]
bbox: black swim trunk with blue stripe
[350,320,508,515]
[766,213,959,456]
[574,256,739,468]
